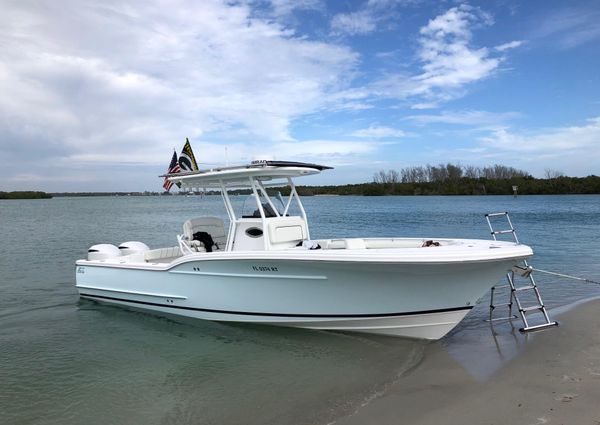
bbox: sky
[1,0,599,191]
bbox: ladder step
[493,284,511,290]
[492,302,513,308]
[492,229,515,235]
[485,212,509,217]
[520,305,543,313]
[514,285,536,291]
[520,321,559,333]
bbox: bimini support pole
[249,177,269,250]
[219,179,236,251]
[287,177,310,240]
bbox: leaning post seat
[182,216,227,251]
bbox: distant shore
[336,298,600,425]
[0,191,52,199]
[296,175,600,196]
[5,174,600,198]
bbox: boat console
[166,161,317,254]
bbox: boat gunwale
[75,241,532,271]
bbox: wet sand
[336,299,600,425]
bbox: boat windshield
[240,189,298,218]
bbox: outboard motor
[118,241,150,256]
[87,244,121,261]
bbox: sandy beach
[336,299,600,425]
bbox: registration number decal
[252,265,279,272]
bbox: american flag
[163,151,180,192]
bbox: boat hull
[76,255,521,339]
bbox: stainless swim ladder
[485,212,558,332]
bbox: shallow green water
[1,195,599,424]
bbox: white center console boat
[75,160,532,339]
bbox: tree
[445,163,463,181]
[544,168,565,179]
[463,165,481,179]
[373,170,400,184]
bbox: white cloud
[2,1,585,190]
[393,116,600,178]
[268,0,323,18]
[0,0,358,174]
[198,138,380,168]
[533,7,600,49]
[8,173,98,183]
[495,40,523,52]
[409,102,440,110]
[329,0,407,36]
[405,110,522,126]
[370,5,508,108]
[458,117,600,176]
[350,126,406,138]
[481,117,600,154]
[331,10,377,36]
[415,6,497,92]
[273,140,378,158]
[57,137,378,168]
[366,0,402,7]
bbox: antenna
[225,146,229,166]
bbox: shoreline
[335,298,600,425]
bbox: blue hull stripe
[79,292,473,318]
